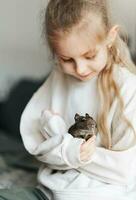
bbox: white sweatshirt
[20,65,136,200]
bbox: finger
[81,142,96,153]
[81,146,95,156]
[80,137,95,151]
[80,150,91,158]
[80,150,90,158]
[80,150,95,161]
[88,134,96,140]
[86,135,96,144]
[83,139,96,149]
[81,144,96,155]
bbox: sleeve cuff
[61,134,93,168]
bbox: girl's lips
[80,72,94,78]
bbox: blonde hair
[44,0,136,150]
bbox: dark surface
[0,76,48,140]
[0,75,50,188]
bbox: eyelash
[62,55,96,63]
[86,55,96,60]
[62,58,73,63]
[61,55,96,62]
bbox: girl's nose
[75,60,90,76]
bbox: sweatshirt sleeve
[20,100,91,170]
[79,145,136,185]
[78,74,136,185]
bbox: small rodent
[68,113,97,141]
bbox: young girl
[1,0,136,200]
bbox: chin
[78,73,97,81]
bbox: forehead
[54,17,106,58]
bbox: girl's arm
[20,109,91,170]
[78,76,136,185]
[79,145,136,185]
[19,69,91,170]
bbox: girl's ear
[106,25,119,47]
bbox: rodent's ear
[85,113,90,118]
[75,113,80,121]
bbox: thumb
[86,135,96,144]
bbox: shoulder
[26,68,66,105]
[20,67,67,119]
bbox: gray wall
[0,0,51,98]
[110,0,136,53]
[0,0,51,78]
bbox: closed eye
[86,54,96,60]
[61,54,96,62]
[61,58,73,63]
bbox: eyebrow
[59,48,96,59]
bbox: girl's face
[54,24,110,81]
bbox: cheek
[92,49,107,71]
[59,61,75,73]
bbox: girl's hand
[80,135,96,162]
